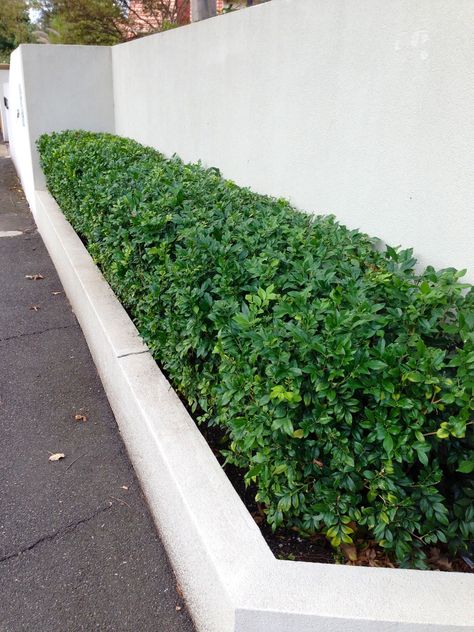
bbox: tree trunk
[191,0,216,21]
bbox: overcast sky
[29,8,41,24]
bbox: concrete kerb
[33,188,474,632]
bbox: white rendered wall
[0,69,9,141]
[0,69,9,90]
[7,50,35,200]
[112,0,474,280]
[8,45,114,204]
[2,84,10,142]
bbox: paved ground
[0,142,195,632]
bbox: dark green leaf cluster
[37,130,474,568]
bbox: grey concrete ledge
[33,189,474,632]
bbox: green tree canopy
[34,0,123,45]
[0,0,32,62]
[32,0,190,45]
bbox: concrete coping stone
[33,188,474,632]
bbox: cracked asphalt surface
[0,142,195,632]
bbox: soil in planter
[198,424,474,573]
[199,424,335,564]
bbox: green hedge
[38,130,474,568]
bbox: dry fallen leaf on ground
[74,414,88,422]
[49,452,66,462]
[25,274,44,280]
[428,547,453,571]
[251,511,264,525]
[341,543,358,562]
[352,544,395,568]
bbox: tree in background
[0,0,32,62]
[32,0,124,45]
[119,0,190,34]
[1,0,270,54]
[32,0,190,45]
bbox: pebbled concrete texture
[0,141,195,631]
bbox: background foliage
[31,0,190,45]
[0,0,189,55]
[0,0,32,63]
[38,130,474,568]
[0,1,268,58]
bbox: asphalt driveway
[0,141,195,632]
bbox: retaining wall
[8,45,114,202]
[111,0,474,278]
[8,0,474,278]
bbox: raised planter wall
[32,188,474,632]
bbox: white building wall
[8,45,114,204]
[1,84,10,142]
[5,1,474,280]
[0,68,9,141]
[7,51,35,200]
[112,0,474,280]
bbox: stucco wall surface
[0,69,9,140]
[7,50,35,200]
[112,0,474,280]
[8,45,114,202]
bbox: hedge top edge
[38,130,474,570]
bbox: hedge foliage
[38,131,474,568]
